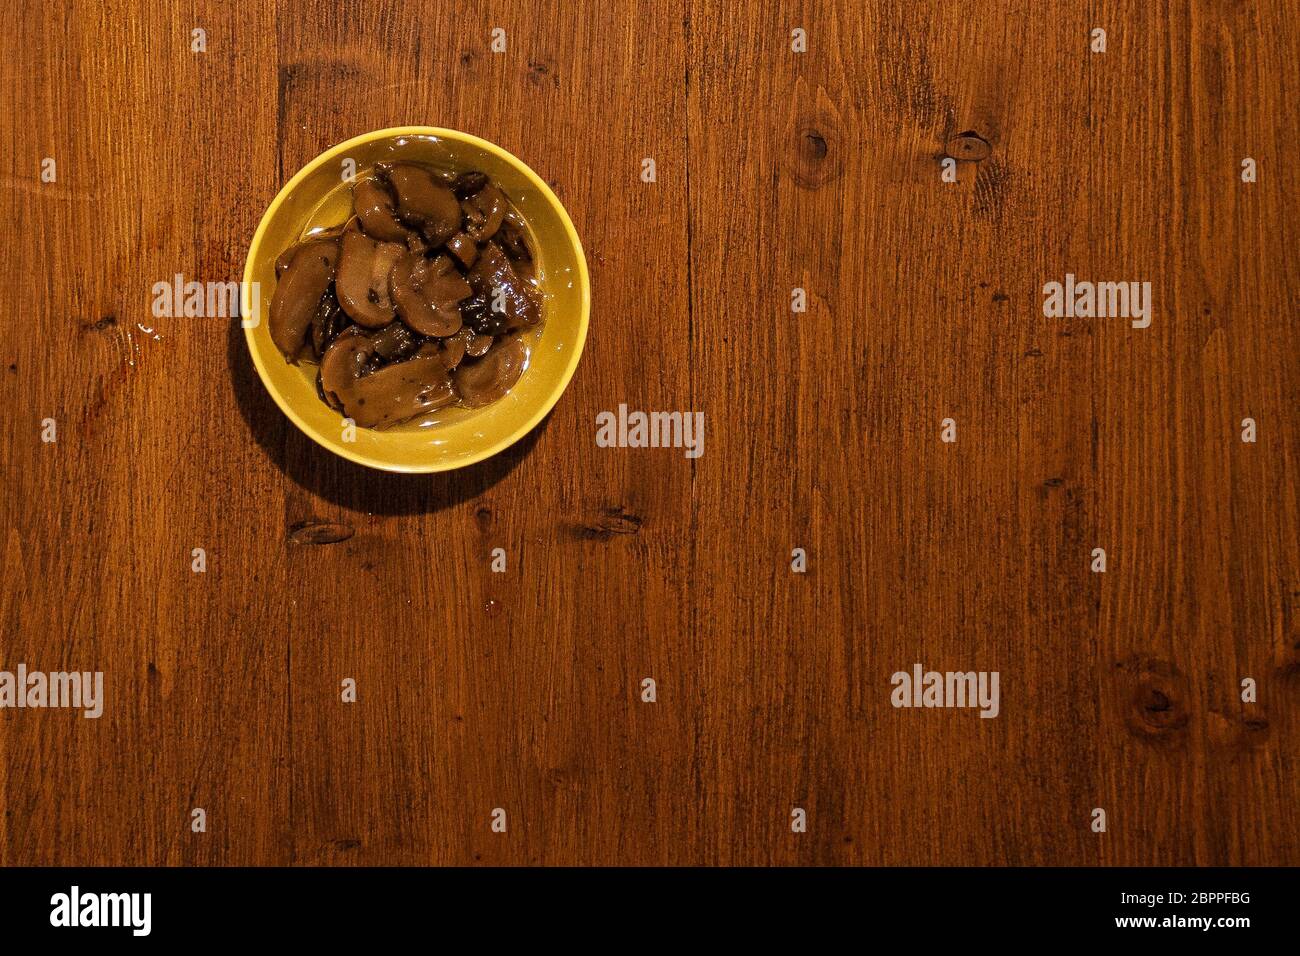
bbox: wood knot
[1117,657,1190,741]
[287,519,355,545]
[82,314,117,333]
[785,112,842,190]
[574,506,643,540]
[527,59,559,88]
[803,130,828,159]
[945,131,991,162]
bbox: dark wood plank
[685,0,1298,864]
[271,1,694,864]
[1,0,288,864]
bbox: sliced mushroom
[380,163,461,245]
[420,254,472,307]
[495,211,532,262]
[309,287,347,360]
[352,176,410,242]
[316,367,339,410]
[453,334,529,408]
[369,320,421,362]
[273,162,544,425]
[466,184,507,241]
[437,327,489,369]
[269,237,339,360]
[459,291,502,336]
[445,232,478,268]
[467,244,541,332]
[428,166,458,186]
[335,221,404,328]
[275,245,297,278]
[275,225,345,277]
[437,329,471,370]
[390,252,465,338]
[451,170,488,198]
[319,326,369,404]
[319,329,455,428]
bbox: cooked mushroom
[352,176,410,242]
[369,320,421,362]
[459,291,503,337]
[309,288,346,360]
[319,328,456,428]
[269,237,339,360]
[445,232,478,268]
[271,161,543,424]
[420,254,472,312]
[465,183,507,242]
[275,245,297,278]
[437,329,471,370]
[468,244,541,332]
[275,225,345,277]
[380,163,462,245]
[335,221,405,328]
[451,170,488,198]
[453,334,528,408]
[428,166,458,186]
[495,211,532,262]
[388,252,463,338]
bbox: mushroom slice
[352,176,410,242]
[390,252,464,337]
[495,211,532,262]
[465,183,507,242]
[275,225,345,277]
[451,170,488,198]
[316,368,340,410]
[419,253,472,303]
[453,334,529,408]
[309,288,347,360]
[459,292,502,337]
[427,166,458,187]
[347,345,457,427]
[468,244,541,332]
[445,232,478,268]
[269,237,339,361]
[466,332,493,357]
[380,163,461,245]
[275,245,297,278]
[438,328,471,370]
[319,327,371,407]
[320,331,455,428]
[369,320,421,362]
[335,222,404,328]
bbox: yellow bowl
[242,127,590,473]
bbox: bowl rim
[241,125,591,473]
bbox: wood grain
[1,0,1296,866]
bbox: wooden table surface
[2,0,1297,867]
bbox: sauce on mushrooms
[268,161,544,428]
